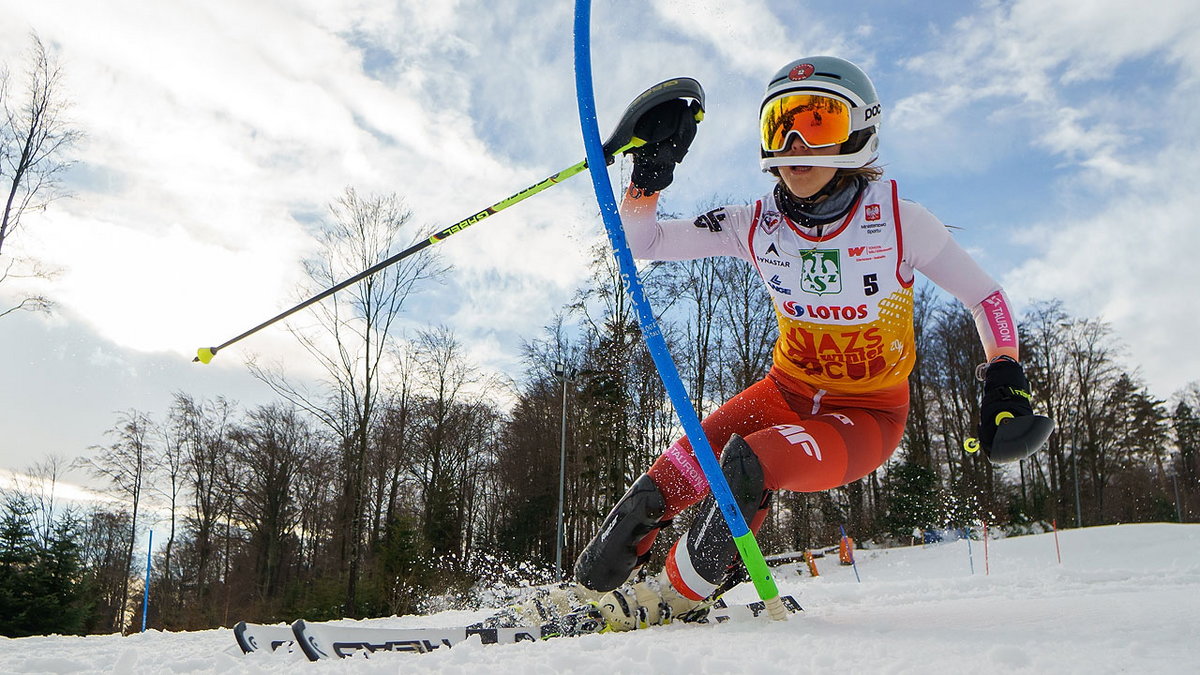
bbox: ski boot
[486,583,606,637]
[593,570,708,632]
[574,474,670,593]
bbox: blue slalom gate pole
[141,530,153,632]
[572,0,784,618]
[839,525,861,583]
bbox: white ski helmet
[759,56,882,170]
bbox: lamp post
[553,363,571,582]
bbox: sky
[1,0,1199,487]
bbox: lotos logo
[865,204,881,221]
[782,302,867,320]
[781,301,806,317]
[799,249,841,295]
[789,63,815,81]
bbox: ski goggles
[760,93,855,152]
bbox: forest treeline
[3,191,1197,637]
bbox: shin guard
[574,474,667,592]
[665,434,768,600]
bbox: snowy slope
[2,523,1196,674]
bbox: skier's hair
[834,163,884,185]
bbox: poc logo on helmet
[863,104,881,121]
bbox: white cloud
[0,0,602,369]
[894,0,1200,396]
[5,0,1200,474]
[892,0,1200,168]
[0,467,119,507]
[1005,166,1200,395]
[650,0,858,77]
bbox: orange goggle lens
[760,94,852,152]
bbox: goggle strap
[850,103,882,130]
[759,139,879,170]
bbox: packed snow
[2,523,1196,674]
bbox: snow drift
[2,523,1196,674]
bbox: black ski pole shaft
[194,76,704,364]
[194,146,633,364]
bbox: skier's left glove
[976,356,1034,452]
[628,99,700,194]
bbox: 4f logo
[799,249,841,295]
[774,425,822,461]
[694,208,726,232]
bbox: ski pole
[194,154,619,364]
[573,0,787,620]
[193,74,705,365]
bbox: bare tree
[250,187,446,615]
[713,256,774,400]
[0,257,55,318]
[80,410,155,633]
[408,326,482,559]
[229,403,311,601]
[0,33,81,316]
[2,455,70,545]
[151,406,190,625]
[170,393,236,602]
[369,342,420,548]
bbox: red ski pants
[638,366,908,557]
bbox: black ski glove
[628,99,700,194]
[977,356,1034,452]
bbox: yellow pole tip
[196,348,216,364]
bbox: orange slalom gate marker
[803,550,820,577]
[839,536,856,565]
[839,525,861,583]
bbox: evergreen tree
[882,462,943,540]
[0,497,37,636]
[0,498,90,637]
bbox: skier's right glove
[627,99,700,194]
[976,355,1034,452]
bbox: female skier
[571,56,1038,630]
